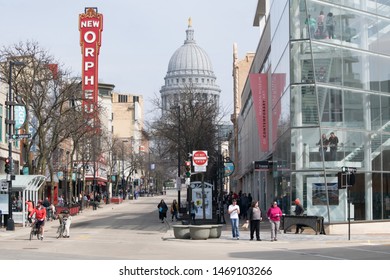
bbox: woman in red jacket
[29,200,47,240]
[267,201,283,241]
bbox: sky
[0,0,260,122]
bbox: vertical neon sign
[79,7,103,130]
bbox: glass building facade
[241,0,390,223]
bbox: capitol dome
[160,18,220,110]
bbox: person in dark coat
[157,199,168,223]
[294,198,305,234]
[246,200,262,241]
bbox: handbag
[242,221,249,229]
[159,207,163,213]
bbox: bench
[281,215,326,235]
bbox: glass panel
[290,41,311,84]
[344,90,364,123]
[291,127,326,170]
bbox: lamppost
[171,105,181,208]
[122,140,128,198]
[5,60,25,231]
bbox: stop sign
[192,150,208,166]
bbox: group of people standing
[317,131,339,161]
[228,198,305,241]
[306,10,336,39]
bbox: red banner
[271,73,286,149]
[249,73,269,151]
[79,8,103,130]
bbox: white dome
[165,26,215,78]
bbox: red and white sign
[192,150,208,166]
[79,7,103,131]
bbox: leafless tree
[0,41,100,201]
[148,84,226,182]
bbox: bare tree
[0,41,96,201]
[148,84,225,182]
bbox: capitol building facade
[160,19,221,110]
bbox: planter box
[172,225,190,239]
[110,197,123,204]
[209,225,223,238]
[189,225,212,240]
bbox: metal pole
[347,183,351,241]
[177,106,181,209]
[6,61,15,231]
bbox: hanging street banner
[79,7,103,131]
[14,105,27,130]
[249,73,269,151]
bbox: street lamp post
[171,105,181,209]
[5,60,25,231]
[122,140,128,198]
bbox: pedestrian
[305,14,317,38]
[267,201,283,241]
[157,199,168,223]
[190,201,198,224]
[228,199,240,240]
[317,10,325,38]
[246,200,262,241]
[170,199,179,222]
[326,12,335,39]
[57,209,71,238]
[240,193,249,220]
[26,199,34,219]
[294,198,305,234]
[328,132,339,161]
[317,133,329,161]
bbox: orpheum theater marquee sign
[79,7,103,130]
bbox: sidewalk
[0,199,115,238]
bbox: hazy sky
[0,0,260,121]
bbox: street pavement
[1,189,390,260]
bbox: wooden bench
[281,215,326,235]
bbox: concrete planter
[189,225,212,240]
[172,225,190,239]
[209,225,223,238]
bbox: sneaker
[257,239,262,241]
[40,236,43,240]
[237,237,239,240]
[250,238,253,241]
[274,238,277,241]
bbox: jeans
[230,218,239,238]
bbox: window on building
[118,95,128,103]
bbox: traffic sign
[0,180,9,192]
[192,150,208,166]
[11,133,31,140]
[341,166,357,173]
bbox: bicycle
[56,217,68,239]
[29,219,43,241]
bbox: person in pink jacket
[267,201,283,241]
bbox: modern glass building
[236,0,390,223]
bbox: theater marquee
[79,7,103,129]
